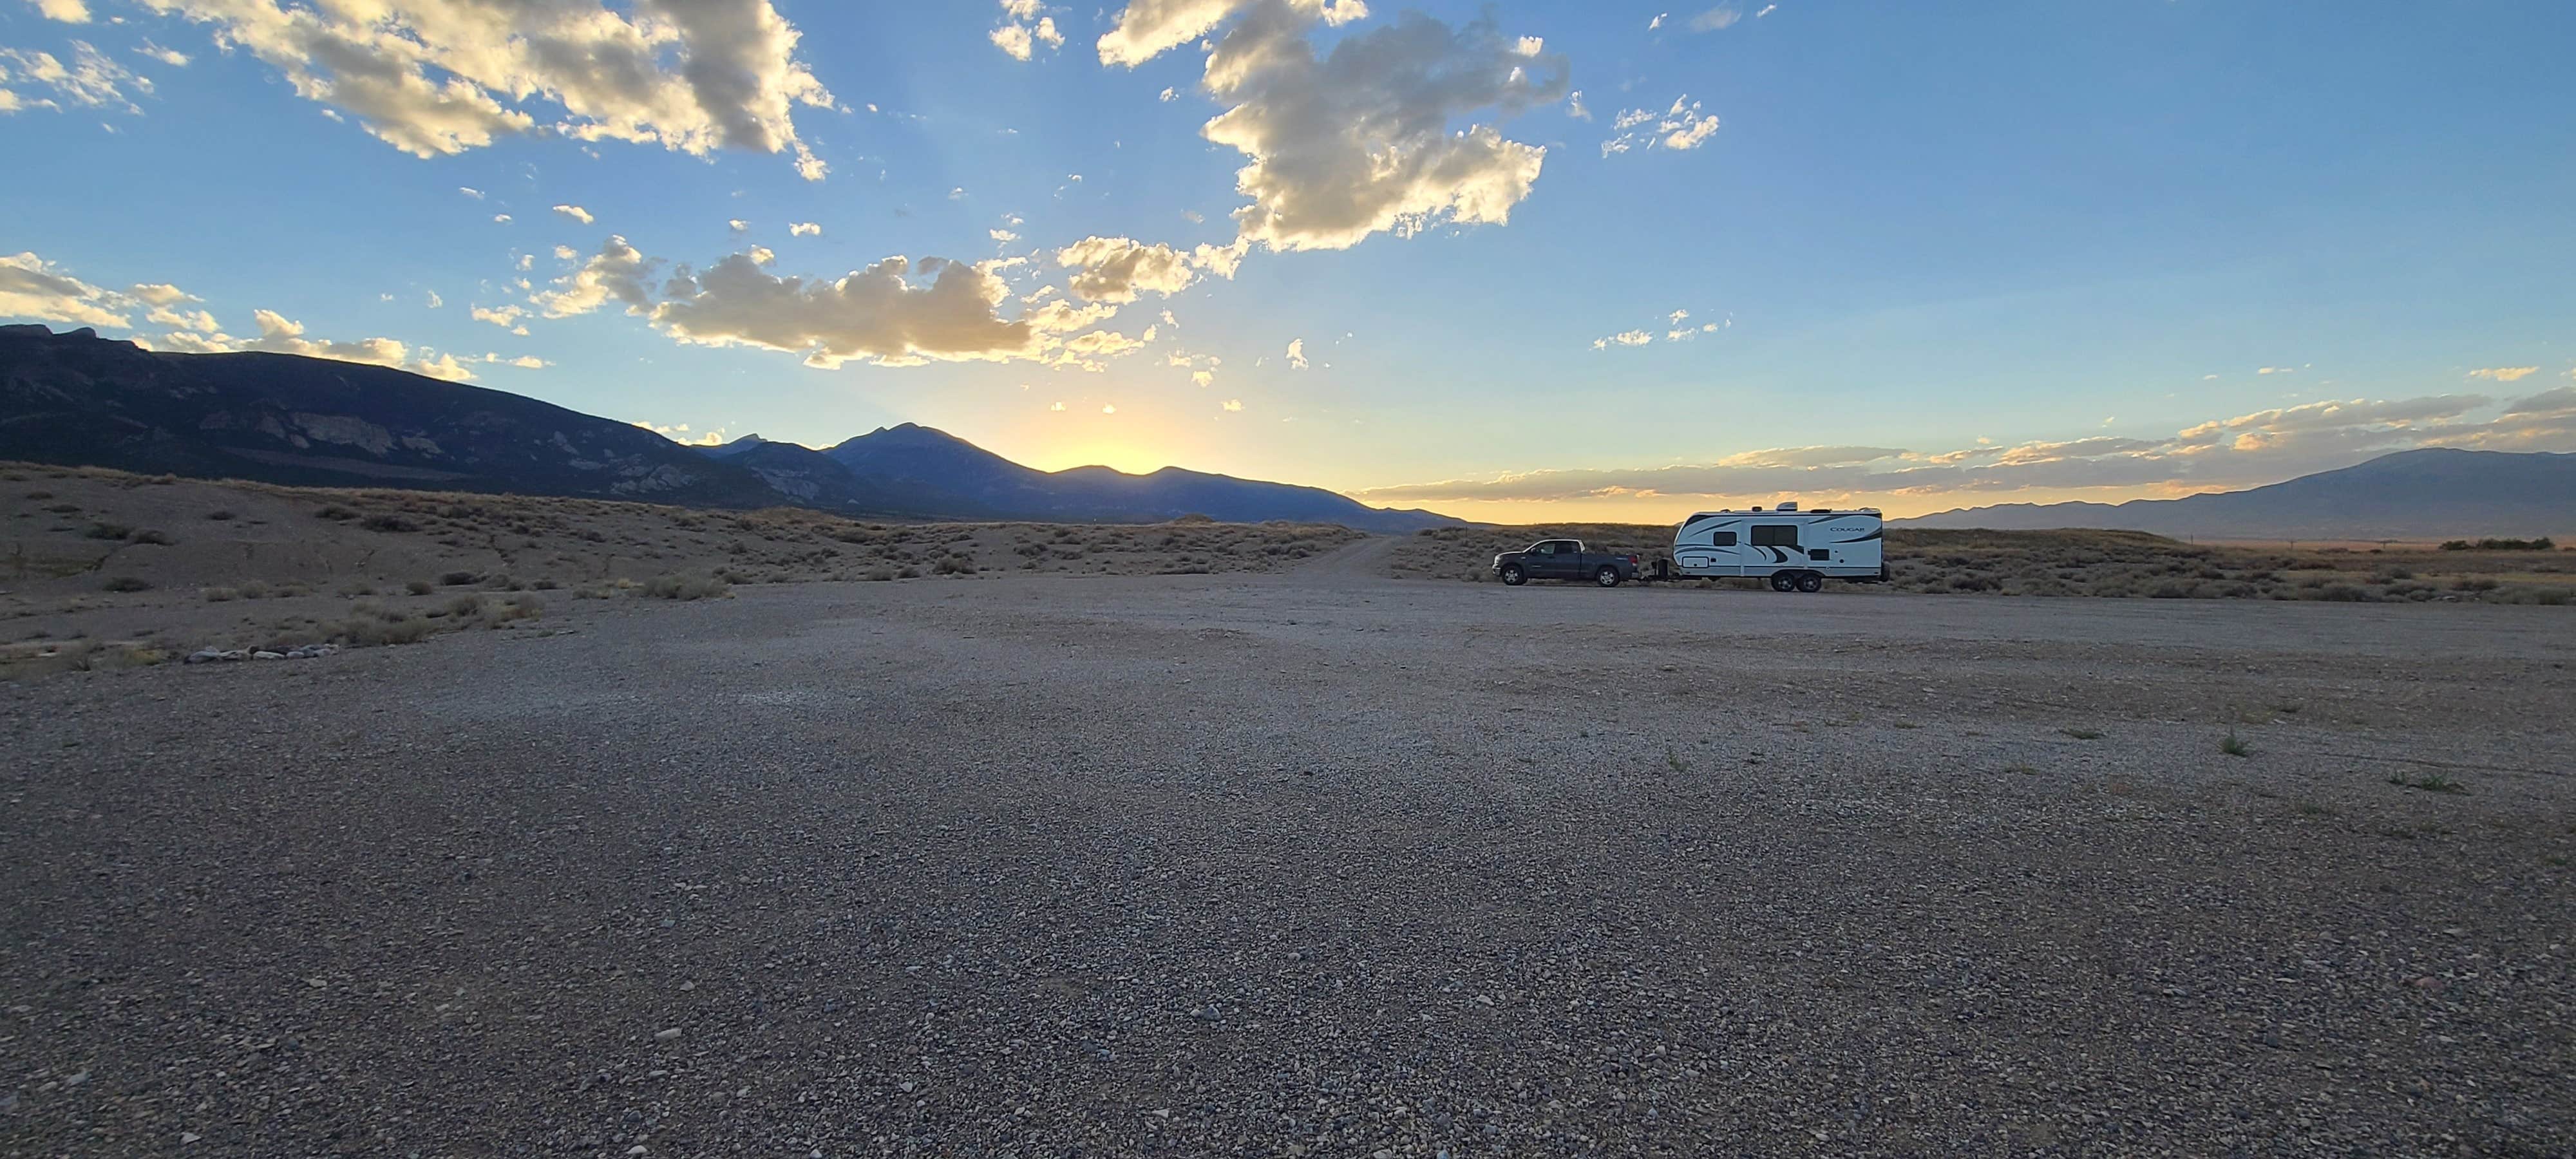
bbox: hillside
[0,325,1459,532]
[1900,449,2576,540]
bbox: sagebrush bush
[641,573,730,599]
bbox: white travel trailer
[1671,503,1887,592]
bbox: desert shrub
[205,508,236,521]
[316,505,358,521]
[478,596,544,625]
[897,565,922,580]
[360,514,420,533]
[2443,537,2554,551]
[439,570,482,587]
[533,578,560,590]
[203,587,239,602]
[933,555,977,575]
[865,567,896,581]
[2309,583,2374,602]
[276,583,312,598]
[128,528,173,545]
[442,595,486,618]
[334,613,439,647]
[238,580,272,599]
[641,573,730,599]
[101,576,151,592]
[83,522,134,540]
[2451,577,2501,593]
[404,579,436,596]
[2494,587,2574,606]
[339,581,377,597]
[44,503,79,514]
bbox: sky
[3,0,2572,523]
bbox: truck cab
[1492,540,1642,587]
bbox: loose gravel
[5,543,2571,1156]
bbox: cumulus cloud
[1602,95,1719,157]
[789,221,820,237]
[553,204,594,225]
[151,309,476,381]
[135,0,835,176]
[650,250,1126,370]
[1358,391,2576,505]
[1099,1,1561,254]
[1053,235,1238,303]
[2468,366,2539,382]
[1285,337,1307,368]
[29,0,91,21]
[133,39,192,66]
[1222,397,1242,411]
[989,0,1065,61]
[726,218,748,232]
[533,235,656,317]
[471,303,529,334]
[1590,329,1652,350]
[0,250,134,328]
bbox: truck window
[1752,525,1799,547]
[1710,531,1738,547]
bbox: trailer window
[1710,531,1737,547]
[1751,525,1799,547]
[1809,549,1831,561]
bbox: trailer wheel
[1595,565,1623,588]
[1768,573,1795,592]
[1500,564,1526,586]
[1794,572,1824,593]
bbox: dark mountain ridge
[0,324,1459,531]
[1899,448,2576,540]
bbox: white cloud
[0,250,135,328]
[1158,85,1177,101]
[1222,397,1242,411]
[633,420,726,445]
[424,290,444,308]
[989,228,1019,244]
[1687,6,1740,32]
[157,309,477,381]
[133,40,191,66]
[553,204,595,225]
[481,352,548,369]
[1590,329,1653,350]
[1054,235,1226,303]
[789,221,821,237]
[1756,3,1776,15]
[1101,403,1117,414]
[459,186,484,199]
[1285,337,1307,369]
[552,244,579,260]
[1647,12,1665,30]
[1194,370,1215,388]
[1603,95,1719,157]
[652,250,1119,370]
[1566,89,1590,120]
[135,0,835,177]
[493,213,512,223]
[471,303,529,335]
[29,0,91,21]
[727,218,748,232]
[1101,1,1562,253]
[2468,366,2539,382]
[533,235,656,318]
[0,41,144,115]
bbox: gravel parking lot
[6,541,2572,1156]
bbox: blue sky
[3,0,2571,521]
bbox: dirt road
[5,569,2571,1156]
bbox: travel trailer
[1671,503,1888,592]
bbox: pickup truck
[1492,539,1642,587]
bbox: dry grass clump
[0,640,169,680]
[641,573,730,600]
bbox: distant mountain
[1899,449,2576,540]
[0,325,1460,531]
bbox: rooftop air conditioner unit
[1777,502,1800,512]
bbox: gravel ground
[5,540,2572,1156]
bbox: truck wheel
[1795,572,1824,593]
[1768,573,1795,592]
[1500,564,1526,586]
[1595,565,1623,588]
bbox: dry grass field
[1396,523,2576,603]
[0,462,1361,675]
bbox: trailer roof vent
[1777,502,1800,512]
[1750,505,1764,511]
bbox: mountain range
[1899,448,2576,540]
[0,324,1459,532]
